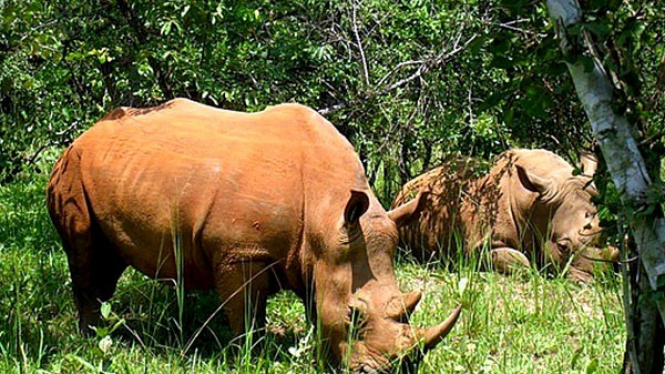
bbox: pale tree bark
[546,1,665,373]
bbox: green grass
[0,171,625,373]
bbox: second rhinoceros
[392,149,618,282]
[47,98,460,372]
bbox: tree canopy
[1,0,663,205]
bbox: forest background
[1,0,664,373]
[4,0,662,201]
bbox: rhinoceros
[47,98,460,372]
[392,149,618,282]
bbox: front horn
[418,305,462,352]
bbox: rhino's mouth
[348,350,423,374]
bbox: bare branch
[376,60,425,88]
[352,1,370,88]
[318,32,478,115]
[489,19,541,35]
[383,34,473,92]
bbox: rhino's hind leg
[489,247,532,275]
[48,146,128,334]
[56,209,127,334]
[64,229,128,335]
[214,260,271,341]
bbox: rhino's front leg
[213,260,271,338]
[489,247,532,274]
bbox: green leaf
[100,301,111,319]
[570,347,583,368]
[458,277,469,298]
[478,92,505,111]
[492,56,515,70]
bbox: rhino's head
[514,153,616,280]
[307,190,460,372]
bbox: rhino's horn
[418,305,462,352]
[386,291,422,320]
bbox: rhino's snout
[344,303,462,373]
[348,349,415,374]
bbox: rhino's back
[58,99,366,286]
[392,158,483,260]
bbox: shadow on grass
[93,275,317,369]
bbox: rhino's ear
[388,190,428,227]
[579,151,598,177]
[515,164,552,195]
[344,190,370,224]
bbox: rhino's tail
[46,143,94,256]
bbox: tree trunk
[546,1,665,373]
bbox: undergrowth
[0,170,624,373]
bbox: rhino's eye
[556,240,571,253]
[347,296,369,334]
[347,305,368,340]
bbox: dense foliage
[7,0,661,202]
[2,1,663,372]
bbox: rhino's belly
[87,186,299,292]
[91,191,297,291]
[95,215,217,290]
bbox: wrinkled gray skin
[393,149,618,282]
[46,99,461,373]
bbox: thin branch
[639,129,665,147]
[376,60,425,88]
[318,32,478,115]
[467,88,474,125]
[490,19,539,35]
[381,32,474,94]
[352,1,370,88]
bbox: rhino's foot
[489,247,532,275]
[77,304,102,336]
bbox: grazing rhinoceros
[47,98,460,372]
[392,149,618,282]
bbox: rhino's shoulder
[493,148,573,177]
[499,148,568,166]
[263,102,317,115]
[263,103,332,130]
[264,103,354,150]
